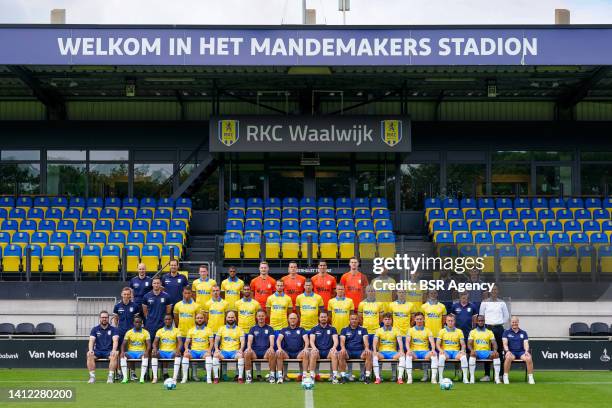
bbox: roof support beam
[556,66,612,120]
[6,65,66,120]
[434,90,445,121]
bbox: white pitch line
[304,389,314,408]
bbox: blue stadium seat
[318,208,335,220]
[459,244,478,257]
[438,245,458,258]
[500,209,518,220]
[371,197,388,210]
[454,232,473,244]
[513,197,530,210]
[108,232,127,247]
[537,209,554,220]
[498,245,518,273]
[551,233,570,244]
[319,220,336,233]
[241,232,260,259]
[9,207,26,220]
[563,220,581,235]
[300,208,316,220]
[30,231,48,246]
[441,197,458,209]
[61,245,79,273]
[263,220,281,233]
[337,219,355,232]
[31,196,49,209]
[558,245,578,273]
[482,209,500,221]
[377,232,396,257]
[335,197,352,209]
[584,197,602,209]
[544,220,563,233]
[300,220,318,233]
[488,220,507,233]
[157,198,175,210]
[122,197,139,210]
[478,245,495,273]
[16,196,32,209]
[261,231,280,259]
[353,197,370,210]
[166,232,184,246]
[0,196,15,209]
[532,232,551,246]
[75,219,93,234]
[223,233,242,259]
[446,209,463,220]
[450,219,469,232]
[578,246,596,273]
[424,198,441,209]
[50,232,69,248]
[264,197,282,213]
[518,209,536,220]
[117,208,135,220]
[38,220,56,233]
[430,220,450,233]
[495,198,512,209]
[140,197,157,209]
[583,220,601,234]
[571,233,589,246]
[113,220,131,233]
[68,232,88,249]
[474,232,493,244]
[470,220,488,232]
[246,208,263,220]
[169,220,188,233]
[548,197,566,210]
[590,233,609,245]
[477,197,495,209]
[354,209,371,221]
[427,209,444,221]
[319,232,338,258]
[513,232,531,245]
[493,232,512,245]
[356,219,374,233]
[81,208,99,220]
[99,208,117,220]
[566,197,583,211]
[282,220,299,233]
[300,197,316,210]
[460,198,477,209]
[593,209,611,221]
[229,198,246,209]
[245,219,263,231]
[372,209,390,220]
[531,197,548,211]
[226,220,244,235]
[27,207,44,221]
[524,220,544,234]
[87,197,104,209]
[89,232,107,249]
[175,197,192,211]
[281,208,298,221]
[338,231,356,259]
[463,209,482,220]
[573,209,590,221]
[264,208,281,220]
[104,197,122,209]
[136,208,153,219]
[101,245,122,273]
[374,219,393,234]
[133,220,151,234]
[433,232,453,244]
[69,197,86,210]
[19,220,37,233]
[2,244,22,272]
[336,209,353,221]
[507,220,525,233]
[146,232,165,247]
[127,232,146,248]
[282,197,299,209]
[26,245,43,272]
[556,209,573,221]
[1,219,19,234]
[358,232,376,259]
[172,209,190,221]
[0,207,7,221]
[154,209,172,220]
[247,198,263,210]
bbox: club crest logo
[219,119,239,147]
[380,119,402,147]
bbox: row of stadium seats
[228,207,390,221]
[226,218,393,235]
[440,244,612,274]
[224,230,396,260]
[0,243,181,274]
[428,208,612,224]
[433,231,612,245]
[569,322,611,336]
[0,207,190,221]
[0,231,186,249]
[431,219,612,234]
[0,196,192,211]
[0,322,56,336]
[0,219,189,235]
[425,196,612,211]
[228,196,389,210]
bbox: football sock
[237,358,244,379]
[151,358,159,380]
[398,356,406,380]
[120,358,128,379]
[373,356,380,379]
[438,355,446,380]
[406,354,413,377]
[89,370,95,378]
[173,357,181,380]
[493,358,501,380]
[212,357,220,378]
[181,358,190,381]
[206,356,213,381]
[469,356,476,381]
[140,358,148,381]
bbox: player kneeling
[372,312,404,384]
[244,310,276,384]
[213,311,246,383]
[436,314,469,384]
[405,312,438,384]
[181,312,214,383]
[338,312,372,384]
[468,315,501,384]
[120,316,151,384]
[151,314,183,383]
[276,313,310,384]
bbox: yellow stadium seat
[500,258,518,273]
[101,255,120,273]
[339,242,355,259]
[243,242,261,259]
[520,255,538,273]
[141,246,160,272]
[282,241,299,259]
[265,241,280,259]
[359,242,376,259]
[378,242,396,258]
[2,245,22,272]
[42,254,61,272]
[62,255,76,273]
[480,255,495,274]
[126,256,140,274]
[224,242,241,259]
[320,243,338,259]
[299,242,319,259]
[82,246,101,274]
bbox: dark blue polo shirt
[503,328,529,354]
[310,324,338,351]
[162,273,189,305]
[112,301,141,335]
[280,326,306,353]
[129,275,152,306]
[340,326,368,353]
[143,290,171,334]
[90,324,119,353]
[248,324,274,354]
[451,301,477,338]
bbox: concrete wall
[1,299,610,337]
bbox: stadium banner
[0,340,87,368]
[2,27,612,65]
[530,340,612,370]
[209,115,411,152]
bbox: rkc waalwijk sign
[209,115,411,152]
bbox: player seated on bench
[276,312,310,384]
[87,310,119,384]
[372,312,404,384]
[120,316,151,384]
[405,311,438,384]
[151,314,183,384]
[468,315,501,384]
[212,310,245,384]
[436,314,469,384]
[502,316,535,385]
[338,311,372,384]
[244,309,276,384]
[308,311,340,383]
[181,311,214,383]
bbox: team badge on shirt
[107,330,111,336]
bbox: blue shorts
[159,351,174,359]
[380,351,396,360]
[445,350,459,359]
[125,351,144,359]
[190,350,209,359]
[413,350,430,359]
[512,351,525,359]
[220,350,237,359]
[253,349,267,359]
[318,348,332,358]
[94,350,111,359]
[476,350,492,359]
[179,337,186,352]
[286,351,300,359]
[347,349,363,359]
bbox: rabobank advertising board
[209,115,411,152]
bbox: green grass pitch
[0,369,610,408]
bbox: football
[439,378,453,391]
[163,378,177,390]
[301,377,315,390]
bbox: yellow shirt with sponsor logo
[372,275,395,312]
[407,326,433,351]
[205,298,228,333]
[216,324,244,351]
[389,301,415,335]
[173,299,198,337]
[468,328,496,352]
[295,293,324,330]
[421,302,446,336]
[266,292,293,331]
[221,278,244,310]
[328,297,354,332]
[192,278,217,310]
[438,327,464,351]
[358,300,382,333]
[406,287,424,310]
[187,325,214,351]
[124,328,150,352]
[374,327,400,352]
[155,326,181,352]
[235,298,260,332]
